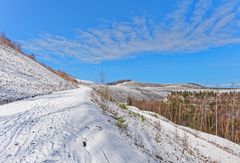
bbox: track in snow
[0,87,149,163]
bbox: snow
[93,92,240,162]
[92,80,240,105]
[126,106,240,163]
[77,79,96,85]
[0,86,153,163]
[93,84,169,103]
[0,44,76,105]
[121,81,240,93]
[0,85,239,162]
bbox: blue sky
[1,0,240,86]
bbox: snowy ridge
[77,79,96,85]
[0,44,77,104]
[93,80,240,103]
[119,81,240,92]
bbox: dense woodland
[128,91,240,144]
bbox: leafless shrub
[92,87,116,115]
[127,92,240,144]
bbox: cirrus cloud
[21,0,240,63]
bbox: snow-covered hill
[93,80,240,103]
[0,86,239,163]
[0,43,77,104]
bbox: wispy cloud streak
[22,0,240,63]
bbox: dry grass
[0,34,22,53]
[53,70,78,84]
[0,34,78,84]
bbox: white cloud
[21,0,240,63]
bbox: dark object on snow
[83,138,87,147]
[83,141,87,147]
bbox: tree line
[128,91,240,144]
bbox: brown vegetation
[53,70,78,84]
[0,34,22,53]
[128,91,240,144]
[0,34,78,84]
[38,62,78,84]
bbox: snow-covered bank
[93,96,240,163]
[127,106,240,163]
[0,44,76,105]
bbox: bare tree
[215,93,218,136]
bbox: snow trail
[0,86,149,163]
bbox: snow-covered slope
[0,44,76,104]
[77,79,96,85]
[0,86,239,162]
[125,106,240,163]
[94,94,240,163]
[0,86,153,163]
[93,81,240,103]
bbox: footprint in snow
[96,125,103,130]
[14,142,19,146]
[6,154,12,158]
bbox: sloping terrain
[93,89,240,163]
[0,43,77,104]
[124,106,240,163]
[0,86,239,163]
[0,87,153,163]
[94,81,240,103]
[118,81,204,89]
[93,81,203,103]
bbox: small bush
[115,116,128,129]
[155,133,161,143]
[119,103,127,110]
[128,110,145,122]
[109,96,115,102]
[128,110,140,117]
[140,115,145,122]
